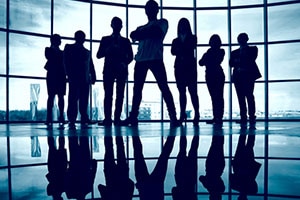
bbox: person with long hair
[171,18,199,126]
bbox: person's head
[209,34,222,49]
[177,18,192,36]
[111,16,123,34]
[237,32,249,47]
[74,30,85,44]
[50,34,61,47]
[145,0,159,21]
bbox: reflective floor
[0,121,300,200]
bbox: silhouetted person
[65,135,97,200]
[171,18,199,126]
[172,127,199,200]
[97,17,133,126]
[230,129,261,200]
[124,0,180,127]
[44,34,67,127]
[199,127,225,200]
[229,33,261,125]
[64,30,97,129]
[199,34,225,125]
[46,135,67,200]
[132,129,175,200]
[98,127,134,200]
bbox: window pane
[0,0,6,28]
[9,0,50,34]
[128,7,148,38]
[0,32,6,74]
[9,33,49,77]
[92,4,126,40]
[231,0,263,6]
[129,0,160,6]
[268,3,300,41]
[231,7,264,43]
[0,169,8,199]
[0,78,6,121]
[197,0,227,7]
[9,78,48,121]
[163,0,193,7]
[197,10,228,44]
[269,82,300,119]
[269,43,300,80]
[94,0,125,3]
[54,0,90,39]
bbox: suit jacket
[229,46,261,82]
[64,43,96,85]
[97,35,133,74]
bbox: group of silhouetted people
[44,0,261,129]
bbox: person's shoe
[206,119,215,124]
[123,116,138,126]
[69,122,76,130]
[170,119,182,128]
[98,119,112,126]
[114,119,127,126]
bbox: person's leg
[132,136,149,184]
[102,74,114,125]
[46,94,55,124]
[214,74,225,123]
[188,80,200,126]
[126,62,148,125]
[79,83,90,124]
[57,94,65,123]
[175,70,187,123]
[114,73,127,123]
[67,83,79,126]
[150,60,178,124]
[234,81,247,123]
[245,80,256,123]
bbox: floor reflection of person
[132,129,175,200]
[230,129,261,200]
[172,127,199,200]
[199,127,225,200]
[46,135,67,200]
[65,135,97,200]
[98,127,134,200]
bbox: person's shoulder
[101,35,111,41]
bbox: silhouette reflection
[132,128,175,200]
[199,126,225,200]
[46,134,67,200]
[230,129,261,200]
[98,127,134,200]
[65,133,97,200]
[172,127,199,200]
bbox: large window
[0,0,300,122]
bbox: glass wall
[0,0,299,122]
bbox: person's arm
[198,52,207,66]
[89,57,96,85]
[125,39,134,65]
[215,49,225,65]
[170,39,179,56]
[96,37,106,59]
[130,19,168,41]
